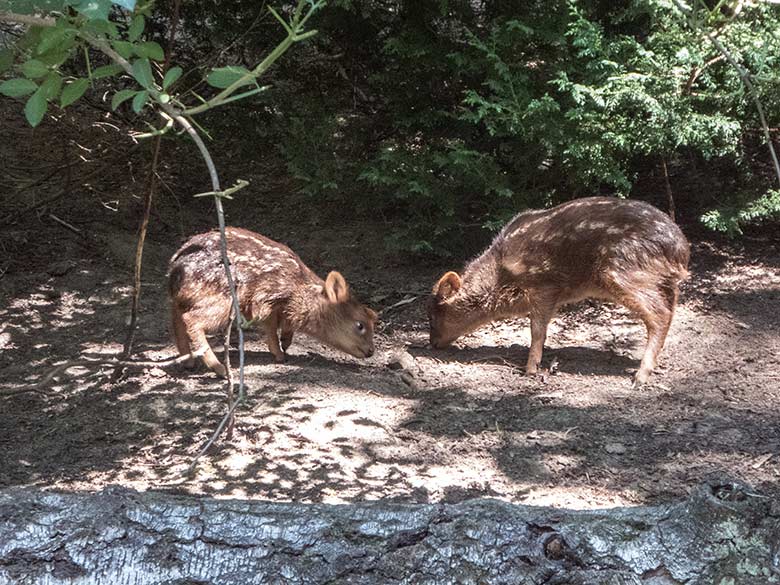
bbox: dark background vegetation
[4,0,780,257]
[143,0,780,256]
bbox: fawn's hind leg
[264,310,285,363]
[182,313,226,377]
[171,305,196,368]
[280,319,294,352]
[525,292,558,375]
[617,282,677,386]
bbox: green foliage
[3,0,780,251]
[0,0,152,127]
[278,105,356,201]
[131,88,148,112]
[0,78,38,97]
[2,0,135,18]
[258,0,780,253]
[206,66,254,89]
[130,58,154,89]
[127,14,145,42]
[162,66,182,89]
[1,0,322,133]
[92,63,123,78]
[60,77,89,106]
[110,88,136,109]
[701,190,780,236]
[24,87,47,126]
[359,142,513,255]
[134,41,164,61]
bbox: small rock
[605,442,627,455]
[47,260,76,276]
[0,332,12,350]
[149,367,167,378]
[399,371,416,387]
[543,534,566,560]
[719,428,743,445]
[387,351,416,374]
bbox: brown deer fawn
[169,227,377,376]
[428,197,690,385]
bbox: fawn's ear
[324,271,350,303]
[433,271,462,300]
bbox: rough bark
[0,481,778,584]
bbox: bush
[153,1,780,253]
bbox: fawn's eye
[355,321,365,333]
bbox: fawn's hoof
[632,369,651,389]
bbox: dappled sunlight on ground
[1,233,780,510]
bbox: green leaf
[21,59,49,79]
[112,40,135,59]
[162,66,182,89]
[25,89,48,127]
[36,26,68,55]
[131,89,149,112]
[0,50,16,75]
[38,50,71,67]
[61,78,90,107]
[131,58,154,89]
[135,41,164,61]
[0,78,38,97]
[84,19,120,38]
[206,66,254,89]
[127,15,145,42]
[17,25,43,53]
[92,63,124,79]
[111,88,137,110]
[113,0,136,9]
[36,24,78,56]
[40,72,62,100]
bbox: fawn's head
[315,271,377,358]
[428,271,484,348]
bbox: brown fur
[428,197,690,385]
[169,227,377,376]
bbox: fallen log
[0,481,778,584]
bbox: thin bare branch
[119,0,183,365]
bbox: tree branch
[78,30,249,416]
[0,11,55,27]
[1,481,778,583]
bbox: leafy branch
[186,1,324,116]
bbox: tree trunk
[1,481,778,584]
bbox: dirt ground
[2,103,780,510]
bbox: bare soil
[2,102,780,509]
